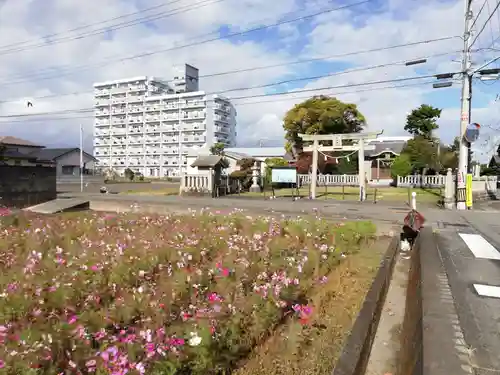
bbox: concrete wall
[0,165,57,208]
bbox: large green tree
[404,104,442,139]
[402,136,440,172]
[283,95,366,154]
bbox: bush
[0,212,374,374]
[124,168,135,181]
[391,154,412,180]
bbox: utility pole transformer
[457,0,473,210]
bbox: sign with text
[466,173,473,208]
[271,167,297,184]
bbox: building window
[14,160,21,165]
[62,166,74,175]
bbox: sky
[1,0,500,162]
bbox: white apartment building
[93,64,237,177]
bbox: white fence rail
[397,174,498,188]
[180,173,240,195]
[397,175,446,187]
[298,174,359,186]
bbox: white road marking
[458,233,500,260]
[473,284,500,299]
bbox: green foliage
[0,144,5,162]
[230,158,255,189]
[124,168,135,181]
[210,142,226,156]
[236,158,255,171]
[404,104,442,139]
[402,136,440,172]
[390,154,412,179]
[283,95,366,154]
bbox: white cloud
[0,0,499,159]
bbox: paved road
[57,181,178,194]
[434,211,500,374]
[59,191,418,223]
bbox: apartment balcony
[127,118,143,125]
[95,100,110,107]
[95,121,110,127]
[184,101,205,109]
[128,138,144,145]
[111,108,127,114]
[160,125,179,132]
[127,128,143,134]
[145,137,161,143]
[162,138,179,144]
[111,97,127,105]
[181,136,205,143]
[95,89,110,96]
[128,107,143,113]
[95,111,110,117]
[127,85,147,92]
[145,116,161,123]
[182,125,205,132]
[164,149,179,155]
[183,114,206,121]
[128,149,144,155]
[127,96,144,103]
[162,117,180,122]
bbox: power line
[0,42,460,103]
[471,0,488,30]
[1,1,334,82]
[0,0,226,57]
[470,0,500,48]
[0,73,459,119]
[0,1,375,86]
[0,80,437,123]
[0,0,186,51]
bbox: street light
[436,73,455,79]
[478,68,500,75]
[433,82,453,88]
[405,59,427,66]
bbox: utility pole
[80,124,84,193]
[456,0,473,210]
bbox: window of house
[62,166,74,175]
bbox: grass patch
[0,212,376,374]
[242,186,441,204]
[119,186,179,196]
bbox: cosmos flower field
[0,211,377,375]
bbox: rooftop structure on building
[93,64,237,177]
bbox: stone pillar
[473,164,480,178]
[179,173,185,195]
[444,168,454,210]
[250,161,261,192]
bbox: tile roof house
[0,136,96,175]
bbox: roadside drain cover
[438,222,469,229]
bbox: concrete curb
[332,235,399,375]
[397,227,472,375]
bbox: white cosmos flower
[188,332,202,347]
